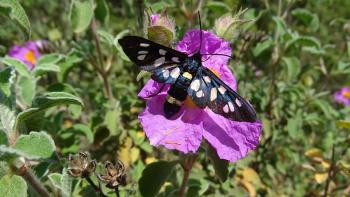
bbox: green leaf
[206,2,230,15]
[57,54,82,82]
[18,76,35,105]
[285,35,321,51]
[282,57,301,81]
[291,8,319,32]
[139,161,178,197]
[95,0,109,24]
[252,39,274,57]
[33,92,84,109]
[63,124,93,143]
[206,143,229,182]
[60,168,72,197]
[15,92,84,131]
[0,0,31,38]
[48,173,62,190]
[14,131,55,159]
[70,0,94,34]
[0,105,15,135]
[0,162,9,178]
[1,57,30,78]
[33,54,63,76]
[0,67,16,135]
[0,67,16,100]
[0,175,27,197]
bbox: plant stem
[90,17,113,101]
[85,176,107,197]
[115,187,120,197]
[179,154,197,197]
[18,165,50,197]
[323,144,336,197]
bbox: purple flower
[334,86,350,106]
[8,41,43,70]
[138,30,262,162]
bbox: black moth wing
[118,36,187,71]
[187,67,257,122]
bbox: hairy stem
[179,155,197,197]
[18,165,50,197]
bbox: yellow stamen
[164,141,181,145]
[161,126,179,136]
[343,91,350,98]
[24,50,36,65]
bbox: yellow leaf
[314,172,328,184]
[237,168,261,186]
[118,146,130,168]
[338,162,350,175]
[239,180,256,197]
[321,159,331,169]
[305,148,323,158]
[145,156,157,164]
[130,147,140,163]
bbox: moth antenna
[198,12,203,54]
[201,53,235,59]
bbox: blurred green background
[1,0,350,196]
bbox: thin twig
[179,155,197,197]
[324,144,336,197]
[90,17,113,101]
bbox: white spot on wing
[228,102,234,112]
[196,90,204,97]
[223,104,229,113]
[203,76,211,83]
[171,57,180,62]
[140,43,150,47]
[210,88,217,101]
[159,49,167,55]
[190,79,200,91]
[218,86,226,95]
[137,55,146,60]
[162,70,169,78]
[236,98,242,107]
[154,57,166,67]
[170,67,180,79]
[138,50,148,54]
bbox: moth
[118,33,257,122]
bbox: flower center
[342,91,350,98]
[24,50,36,65]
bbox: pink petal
[138,79,170,99]
[139,94,204,153]
[202,110,262,162]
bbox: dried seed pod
[97,160,127,189]
[67,152,96,178]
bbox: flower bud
[214,9,251,41]
[146,13,175,46]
